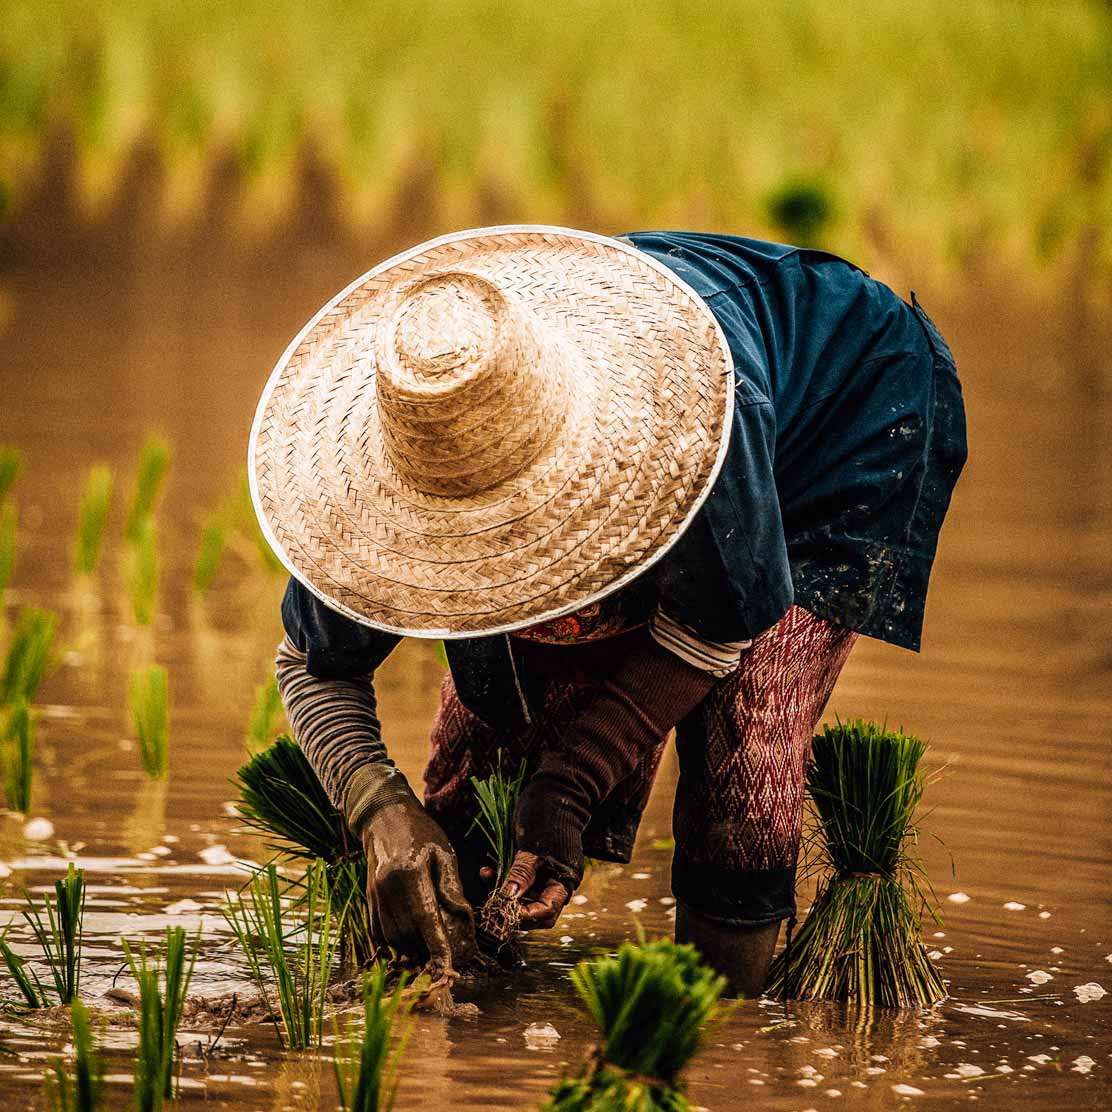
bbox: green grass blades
[122,926,198,1111]
[73,465,113,576]
[766,719,947,1007]
[545,938,726,1112]
[191,512,226,592]
[125,438,170,543]
[0,499,16,598]
[128,665,169,778]
[234,737,374,966]
[2,698,36,812]
[468,751,527,888]
[128,515,160,626]
[0,446,22,502]
[245,677,283,753]
[0,864,87,1008]
[334,965,417,1112]
[43,998,107,1112]
[0,606,59,706]
[223,861,338,1049]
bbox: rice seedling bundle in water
[0,864,86,1008]
[128,665,169,778]
[123,926,198,1112]
[223,860,339,1049]
[234,735,374,965]
[125,438,170,543]
[0,607,58,706]
[2,697,35,813]
[544,938,726,1112]
[333,964,418,1112]
[128,515,160,626]
[43,998,107,1112]
[0,446,22,502]
[0,499,16,597]
[468,754,527,946]
[766,719,946,1008]
[73,465,113,576]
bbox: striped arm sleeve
[275,636,413,833]
[649,608,752,678]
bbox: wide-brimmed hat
[249,225,734,638]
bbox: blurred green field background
[1,0,1110,282]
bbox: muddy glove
[502,630,717,928]
[348,764,478,969]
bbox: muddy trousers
[422,606,857,927]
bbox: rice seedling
[43,998,107,1112]
[73,465,113,576]
[333,965,417,1112]
[124,438,170,543]
[191,512,226,592]
[0,499,16,598]
[2,698,35,813]
[245,677,283,752]
[128,665,169,778]
[0,864,86,1008]
[0,606,58,706]
[234,736,373,965]
[128,515,159,626]
[223,860,339,1049]
[544,937,726,1111]
[122,926,198,1111]
[0,446,22,502]
[766,719,947,1007]
[468,753,527,946]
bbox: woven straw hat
[249,225,734,638]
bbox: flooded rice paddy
[0,202,1110,1109]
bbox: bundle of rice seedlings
[124,438,170,543]
[122,926,198,1112]
[0,446,22,502]
[128,516,160,626]
[191,513,227,592]
[223,860,339,1050]
[234,735,373,965]
[0,864,86,1008]
[245,677,284,753]
[73,465,113,576]
[766,719,947,1008]
[0,500,16,599]
[0,607,58,706]
[43,998,107,1112]
[128,665,169,778]
[544,937,726,1112]
[468,753,527,946]
[2,698,35,813]
[333,965,417,1112]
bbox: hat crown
[375,271,572,497]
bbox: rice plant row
[0,446,22,502]
[2,698,35,813]
[44,999,106,1112]
[128,665,169,778]
[73,465,113,576]
[0,607,58,706]
[125,439,171,544]
[0,499,16,600]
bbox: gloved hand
[349,764,478,970]
[501,631,717,929]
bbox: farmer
[250,227,967,996]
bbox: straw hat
[249,225,734,638]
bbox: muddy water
[0,193,1110,1109]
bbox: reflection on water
[0,193,1110,1109]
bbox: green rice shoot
[234,735,374,966]
[122,926,198,1111]
[544,937,727,1112]
[0,446,22,502]
[0,864,86,1008]
[246,677,284,752]
[766,719,946,1007]
[0,607,59,706]
[43,998,107,1112]
[223,860,340,1050]
[73,465,113,576]
[128,665,169,778]
[333,964,418,1112]
[470,752,527,945]
[128,515,160,626]
[2,698,35,813]
[191,513,227,592]
[0,499,16,599]
[125,438,171,543]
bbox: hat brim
[249,225,734,638]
